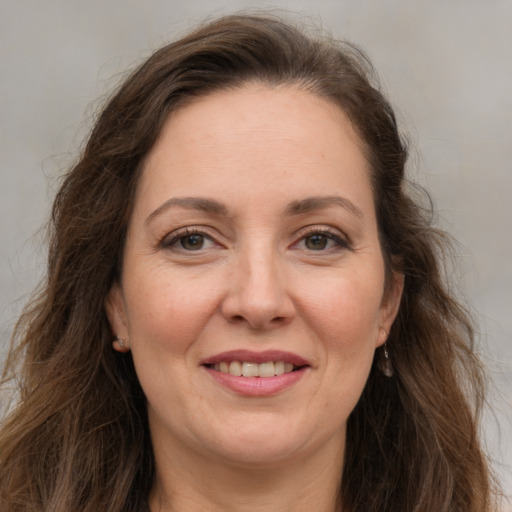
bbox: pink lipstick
[201,350,310,396]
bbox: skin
[106,83,403,511]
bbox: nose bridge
[222,237,293,329]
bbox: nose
[220,246,295,330]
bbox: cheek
[122,268,227,410]
[123,266,225,351]
[306,272,384,409]
[297,268,385,352]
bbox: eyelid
[160,226,221,250]
[160,224,350,252]
[292,225,352,250]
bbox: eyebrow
[146,194,364,225]
[284,195,364,219]
[145,197,229,225]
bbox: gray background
[1,0,511,502]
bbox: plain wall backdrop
[1,0,511,501]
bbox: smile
[209,361,297,378]
[201,350,310,395]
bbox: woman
[0,14,499,511]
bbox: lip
[201,350,310,396]
[200,349,310,367]
[204,366,308,396]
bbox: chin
[202,416,344,468]
[215,440,306,468]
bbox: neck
[149,437,344,512]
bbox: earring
[379,341,393,377]
[113,335,129,353]
[377,327,393,377]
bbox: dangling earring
[113,335,129,353]
[380,342,393,377]
[377,328,393,377]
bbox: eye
[294,228,350,252]
[162,228,217,252]
[304,233,331,250]
[178,234,208,250]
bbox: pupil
[306,234,327,250]
[181,235,203,250]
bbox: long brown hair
[0,14,498,511]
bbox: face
[106,84,402,471]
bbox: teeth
[229,360,242,376]
[258,361,275,377]
[242,362,259,377]
[214,361,298,377]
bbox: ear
[377,270,404,347]
[105,282,130,352]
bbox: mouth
[201,350,310,381]
[205,360,304,378]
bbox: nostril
[227,313,290,330]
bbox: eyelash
[161,227,217,252]
[293,227,351,252]
[161,226,351,253]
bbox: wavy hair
[0,14,498,511]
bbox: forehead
[135,84,374,216]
